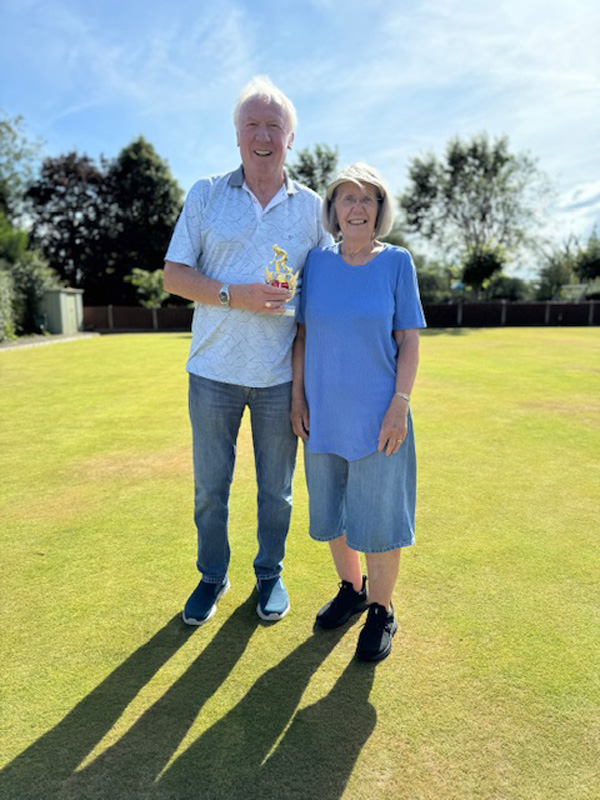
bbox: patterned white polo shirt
[165,166,331,387]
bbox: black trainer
[355,603,398,662]
[315,576,368,629]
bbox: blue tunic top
[297,243,426,460]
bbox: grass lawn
[1,328,599,800]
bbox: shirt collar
[228,165,298,195]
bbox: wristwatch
[218,284,231,306]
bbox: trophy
[264,244,299,317]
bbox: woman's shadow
[151,623,377,800]
[2,596,376,800]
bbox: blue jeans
[188,373,298,583]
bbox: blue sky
[2,0,599,268]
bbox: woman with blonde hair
[291,163,426,661]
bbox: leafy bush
[462,244,506,292]
[1,251,61,334]
[124,267,168,308]
[485,273,533,301]
[573,228,600,282]
[0,268,15,341]
[416,268,452,303]
[0,211,28,263]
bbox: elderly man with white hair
[164,77,331,626]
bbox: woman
[291,163,426,662]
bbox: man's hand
[230,283,291,313]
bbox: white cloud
[9,1,257,122]
[558,182,600,213]
[551,181,600,244]
[2,0,598,249]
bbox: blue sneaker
[256,576,289,621]
[182,577,230,626]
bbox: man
[164,76,331,626]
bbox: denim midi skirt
[303,411,417,552]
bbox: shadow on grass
[2,597,375,800]
[0,595,257,799]
[150,624,376,800]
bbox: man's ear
[287,132,295,150]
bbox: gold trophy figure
[264,244,299,316]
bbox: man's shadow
[2,597,376,800]
[152,624,377,800]
[0,594,258,800]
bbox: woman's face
[334,181,380,240]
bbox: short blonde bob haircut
[233,75,298,134]
[322,162,395,239]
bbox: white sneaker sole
[256,602,290,621]
[256,580,290,621]
[182,580,230,626]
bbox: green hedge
[0,268,15,341]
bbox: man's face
[236,97,294,179]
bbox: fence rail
[83,301,600,332]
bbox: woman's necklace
[341,239,376,260]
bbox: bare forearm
[163,261,292,313]
[290,324,309,439]
[291,325,306,401]
[163,261,221,304]
[377,329,420,455]
[394,329,420,397]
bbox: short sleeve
[393,249,427,330]
[296,249,315,325]
[164,181,205,269]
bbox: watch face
[219,285,230,305]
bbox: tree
[461,243,507,292]
[399,134,549,266]
[287,143,338,195]
[573,227,600,282]
[0,267,14,341]
[0,113,42,222]
[0,210,61,335]
[536,238,577,300]
[0,209,27,263]
[28,139,184,305]
[3,251,61,334]
[414,267,451,303]
[125,267,169,308]
[485,273,532,301]
[105,137,183,288]
[27,152,109,295]
[381,226,410,250]
[536,228,600,300]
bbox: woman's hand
[290,396,310,440]
[377,397,408,456]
